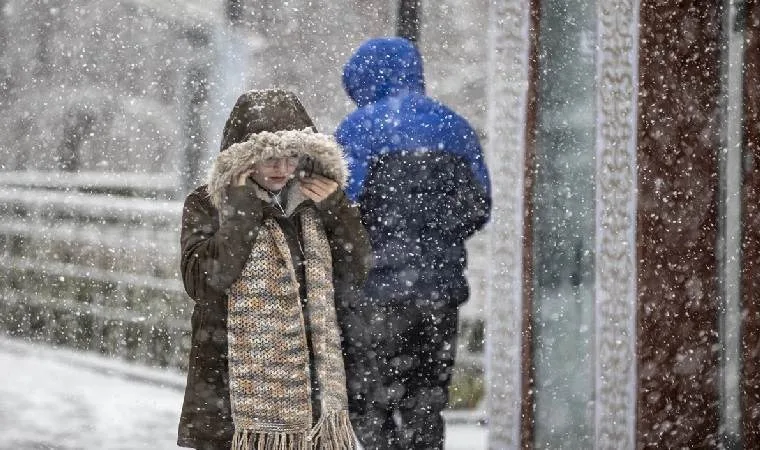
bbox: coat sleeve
[315,189,372,291]
[427,163,492,242]
[180,186,264,308]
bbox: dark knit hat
[219,89,316,152]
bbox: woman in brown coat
[177,89,371,450]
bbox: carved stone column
[485,0,535,448]
[594,0,639,448]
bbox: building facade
[485,0,760,448]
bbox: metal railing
[0,170,486,409]
[0,172,192,370]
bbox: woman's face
[251,156,298,191]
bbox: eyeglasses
[259,156,299,169]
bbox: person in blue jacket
[336,37,491,450]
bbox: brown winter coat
[177,90,371,449]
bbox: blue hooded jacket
[337,37,491,201]
[336,37,491,306]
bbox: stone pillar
[593,0,639,448]
[636,1,723,446]
[484,0,535,448]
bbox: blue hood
[342,37,426,107]
[337,37,491,201]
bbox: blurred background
[2,0,758,449]
[0,1,496,448]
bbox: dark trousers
[354,301,459,450]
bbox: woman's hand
[300,174,338,203]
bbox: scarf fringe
[310,410,357,450]
[231,411,356,450]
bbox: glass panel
[532,0,596,447]
[718,0,744,446]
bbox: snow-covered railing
[0,172,192,370]
[0,171,487,408]
[0,170,180,199]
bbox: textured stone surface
[636,1,722,447]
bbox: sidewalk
[0,337,486,449]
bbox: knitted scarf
[226,206,356,450]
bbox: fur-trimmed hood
[207,128,348,210]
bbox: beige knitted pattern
[226,207,355,449]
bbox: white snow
[0,337,184,449]
[0,170,179,192]
[0,188,182,223]
[0,337,486,450]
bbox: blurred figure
[178,89,371,449]
[336,37,491,450]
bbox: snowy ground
[0,337,486,450]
